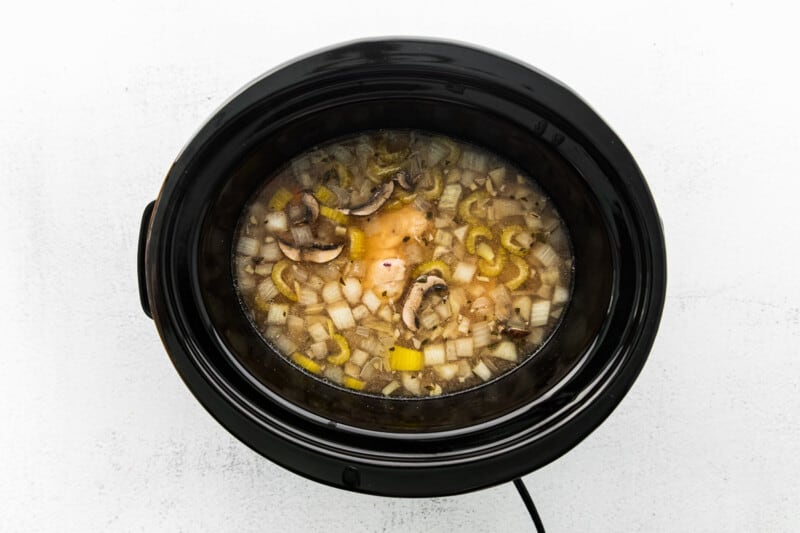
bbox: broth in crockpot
[233,131,573,397]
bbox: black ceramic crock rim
[142,37,667,497]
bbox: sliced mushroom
[402,275,448,332]
[277,239,302,262]
[303,242,344,263]
[394,169,420,191]
[286,191,320,225]
[301,191,320,222]
[341,180,394,216]
[278,240,344,263]
[500,316,530,338]
[286,203,306,225]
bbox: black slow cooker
[138,39,666,511]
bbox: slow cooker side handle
[138,200,156,319]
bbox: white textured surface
[1,1,799,531]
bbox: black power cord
[513,478,546,532]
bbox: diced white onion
[307,322,329,343]
[413,196,433,214]
[460,150,489,173]
[344,362,361,378]
[359,359,377,380]
[361,290,381,314]
[322,281,343,304]
[453,225,469,242]
[291,225,314,247]
[536,284,554,299]
[305,303,325,315]
[352,304,370,322]
[527,328,546,345]
[401,372,421,395]
[552,285,570,305]
[382,380,401,396]
[259,242,282,262]
[419,311,441,330]
[460,169,478,187]
[323,365,344,384]
[452,261,477,284]
[350,349,369,366]
[286,315,304,338]
[434,363,459,380]
[236,236,260,256]
[292,266,309,283]
[515,231,535,250]
[532,243,558,268]
[426,139,450,167]
[332,145,354,164]
[346,260,366,278]
[491,285,513,322]
[540,267,560,286]
[530,299,551,327]
[524,213,543,230]
[491,341,518,362]
[471,321,492,348]
[434,217,453,229]
[304,275,324,291]
[237,273,256,291]
[434,229,453,248]
[341,278,362,305]
[491,198,523,219]
[424,343,446,366]
[471,296,493,316]
[445,340,458,361]
[254,263,273,277]
[512,296,532,323]
[443,320,461,342]
[432,246,448,260]
[434,303,451,320]
[448,287,467,316]
[542,216,560,232]
[458,315,470,335]
[377,305,393,323]
[264,326,281,340]
[455,337,475,358]
[308,340,329,359]
[467,283,487,299]
[438,184,462,214]
[256,278,279,303]
[488,167,506,187]
[297,286,319,306]
[473,360,492,381]
[264,211,288,234]
[363,319,394,336]
[273,334,297,355]
[266,303,288,325]
[457,359,473,378]
[327,301,356,330]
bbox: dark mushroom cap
[394,169,419,191]
[402,275,448,332]
[344,180,395,216]
[278,239,344,263]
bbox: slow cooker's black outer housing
[139,39,666,497]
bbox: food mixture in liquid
[233,131,573,397]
